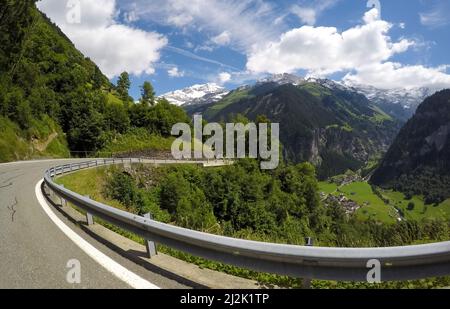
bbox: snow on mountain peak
[342,81,435,109]
[161,83,229,106]
[258,73,305,86]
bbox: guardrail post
[303,237,314,289]
[85,195,94,226]
[143,213,157,258]
[60,185,66,207]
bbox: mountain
[186,75,402,179]
[161,83,229,106]
[257,73,305,86]
[0,1,189,162]
[371,89,450,204]
[344,82,435,121]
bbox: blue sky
[38,0,450,99]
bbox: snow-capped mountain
[257,73,438,121]
[343,82,434,110]
[258,73,305,86]
[161,83,229,106]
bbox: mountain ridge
[186,78,402,178]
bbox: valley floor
[319,181,450,224]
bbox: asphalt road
[0,159,189,289]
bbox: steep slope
[0,1,189,162]
[187,79,401,179]
[371,89,450,204]
[0,1,73,160]
[161,83,229,106]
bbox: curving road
[0,160,189,289]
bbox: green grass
[318,182,338,194]
[319,180,450,223]
[339,182,397,224]
[204,88,253,119]
[298,83,332,98]
[56,167,126,211]
[370,105,393,123]
[100,128,175,155]
[381,190,450,221]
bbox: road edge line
[35,179,160,289]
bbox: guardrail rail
[43,158,450,282]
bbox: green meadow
[319,181,450,224]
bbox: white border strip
[35,180,160,289]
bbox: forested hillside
[371,89,450,204]
[0,1,189,162]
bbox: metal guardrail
[43,159,450,282]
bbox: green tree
[140,81,155,106]
[104,103,130,133]
[116,72,131,105]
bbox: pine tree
[140,81,155,106]
[116,72,131,105]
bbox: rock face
[371,89,450,203]
[187,76,401,179]
[161,83,229,106]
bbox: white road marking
[35,179,160,289]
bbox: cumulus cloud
[168,67,185,78]
[343,62,450,90]
[247,8,450,89]
[218,72,232,84]
[37,0,167,78]
[247,9,412,76]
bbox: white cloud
[420,2,450,28]
[218,72,232,84]
[120,0,283,52]
[167,13,193,27]
[211,31,232,46]
[343,62,450,90]
[166,46,240,71]
[123,3,139,23]
[291,0,339,26]
[37,0,167,78]
[247,9,413,76]
[196,31,232,53]
[292,7,317,26]
[168,67,185,78]
[246,8,450,89]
